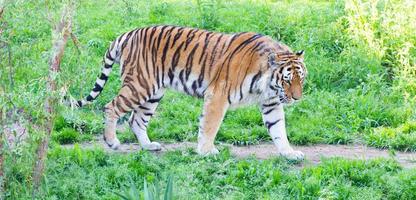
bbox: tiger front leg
[197,94,229,155]
[261,102,304,160]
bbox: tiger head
[268,50,307,104]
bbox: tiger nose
[291,93,302,100]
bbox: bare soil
[62,136,416,169]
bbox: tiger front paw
[142,142,162,151]
[279,150,304,160]
[197,144,219,156]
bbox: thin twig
[70,32,81,54]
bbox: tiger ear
[296,50,304,60]
[268,52,278,69]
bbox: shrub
[53,128,80,144]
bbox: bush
[53,128,80,144]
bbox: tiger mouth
[279,95,295,104]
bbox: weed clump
[367,121,416,151]
[53,128,80,144]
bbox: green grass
[2,0,414,149]
[1,0,416,199]
[4,146,416,199]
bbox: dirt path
[6,120,415,168]
[62,137,416,168]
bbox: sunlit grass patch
[366,121,416,151]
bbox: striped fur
[77,25,307,157]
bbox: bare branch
[70,32,81,54]
[0,5,4,36]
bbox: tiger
[76,25,307,160]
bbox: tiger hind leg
[104,86,143,150]
[128,89,164,151]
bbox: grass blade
[164,176,173,200]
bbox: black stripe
[151,40,159,88]
[209,35,223,66]
[227,34,263,61]
[124,83,140,105]
[171,42,184,70]
[121,30,135,50]
[135,119,146,131]
[99,73,108,81]
[139,105,150,110]
[136,72,152,99]
[265,119,281,130]
[119,94,135,110]
[179,69,190,95]
[270,85,279,90]
[86,95,93,101]
[185,43,199,79]
[156,26,169,50]
[262,102,279,107]
[164,26,177,39]
[198,32,212,64]
[161,33,172,85]
[105,51,114,61]
[252,41,265,51]
[249,71,262,93]
[141,117,149,124]
[117,32,128,43]
[225,32,247,52]
[192,81,198,95]
[92,83,103,92]
[263,108,275,115]
[184,29,199,50]
[142,28,151,77]
[148,97,162,103]
[167,69,174,85]
[171,27,185,48]
[125,30,138,66]
[198,52,208,87]
[279,66,285,74]
[143,112,154,116]
[104,64,112,69]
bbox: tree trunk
[0,6,6,199]
[31,3,73,196]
